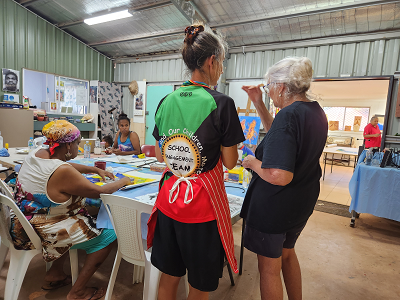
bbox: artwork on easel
[239,116,261,145]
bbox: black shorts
[243,222,307,258]
[151,210,225,292]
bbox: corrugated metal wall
[0,0,113,100]
[115,38,400,82]
[115,58,187,83]
[226,39,400,79]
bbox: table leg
[350,210,357,227]
[323,153,327,180]
[330,154,333,173]
[239,219,245,275]
[226,262,235,286]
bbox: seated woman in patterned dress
[10,120,131,300]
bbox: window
[323,106,370,131]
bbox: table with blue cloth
[348,151,400,227]
[71,156,247,281]
[95,174,246,286]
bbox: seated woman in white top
[10,120,130,300]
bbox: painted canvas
[329,121,339,131]
[239,116,261,145]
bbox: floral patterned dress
[10,148,102,262]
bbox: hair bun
[119,112,128,118]
[184,25,204,45]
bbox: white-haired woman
[363,116,381,148]
[240,57,328,300]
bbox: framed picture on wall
[2,68,20,92]
[134,93,144,115]
[90,86,98,103]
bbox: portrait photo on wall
[2,68,20,92]
[239,116,261,145]
[90,86,98,103]
[135,93,143,110]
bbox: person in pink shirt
[363,116,381,148]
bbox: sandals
[41,275,72,290]
[87,287,106,300]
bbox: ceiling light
[84,10,132,25]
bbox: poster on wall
[90,86,97,103]
[134,93,144,115]
[50,102,57,111]
[2,68,20,92]
[239,116,261,145]
[76,86,88,106]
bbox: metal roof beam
[20,0,46,7]
[170,0,207,24]
[57,0,172,29]
[210,0,400,29]
[89,29,183,47]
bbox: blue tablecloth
[349,162,400,222]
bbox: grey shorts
[243,222,307,258]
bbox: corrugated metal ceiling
[16,0,400,58]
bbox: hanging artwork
[239,116,261,145]
[98,81,121,139]
[134,93,144,115]
[90,86,97,103]
[329,121,339,131]
[353,116,362,132]
[2,68,19,92]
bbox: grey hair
[265,57,313,96]
[370,116,379,122]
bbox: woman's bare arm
[242,155,293,186]
[221,145,239,170]
[47,164,130,202]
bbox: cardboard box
[79,138,96,153]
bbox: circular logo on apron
[162,134,201,177]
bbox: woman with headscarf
[10,120,131,300]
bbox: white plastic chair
[0,179,14,270]
[0,191,79,300]
[101,194,189,300]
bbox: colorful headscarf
[42,120,80,155]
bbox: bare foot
[67,287,106,300]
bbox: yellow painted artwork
[353,116,362,132]
[329,121,339,131]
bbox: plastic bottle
[28,137,34,152]
[0,131,3,149]
[366,148,373,165]
[94,138,101,155]
[242,168,251,189]
[84,141,91,159]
